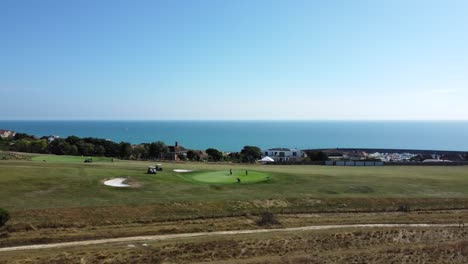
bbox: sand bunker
[104,178,130,187]
[173,169,194,173]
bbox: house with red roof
[0,129,16,138]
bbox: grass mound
[189,170,270,184]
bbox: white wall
[263,149,303,161]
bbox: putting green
[189,170,270,184]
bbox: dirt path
[0,223,463,252]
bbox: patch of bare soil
[251,199,289,208]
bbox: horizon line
[1,119,468,122]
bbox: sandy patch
[104,178,131,188]
[173,169,194,173]
[251,199,289,208]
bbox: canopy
[260,156,275,162]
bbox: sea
[1,120,468,152]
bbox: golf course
[2,153,468,263]
[2,153,468,211]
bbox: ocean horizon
[1,120,468,152]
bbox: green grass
[3,153,468,254]
[2,155,468,212]
[187,170,270,184]
[31,154,115,163]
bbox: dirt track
[0,223,463,252]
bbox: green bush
[0,208,10,227]
[397,204,411,212]
[256,212,280,226]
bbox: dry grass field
[1,227,468,263]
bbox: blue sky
[1,0,467,120]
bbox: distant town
[311,148,468,162]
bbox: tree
[65,135,81,145]
[14,139,31,153]
[206,148,223,162]
[227,152,241,162]
[102,140,120,157]
[240,146,262,163]
[118,142,132,159]
[49,139,77,155]
[148,141,168,160]
[306,151,328,161]
[177,153,187,161]
[186,150,200,161]
[0,208,10,227]
[76,141,95,156]
[132,144,149,160]
[68,145,79,156]
[14,133,35,140]
[0,137,10,151]
[94,145,106,156]
[14,138,48,154]
[30,139,48,153]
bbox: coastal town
[1,129,467,165]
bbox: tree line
[0,133,170,160]
[0,133,269,162]
[0,132,338,163]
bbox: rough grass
[0,151,32,161]
[2,227,468,264]
[31,154,115,163]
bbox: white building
[0,129,16,138]
[262,148,303,162]
[45,135,60,143]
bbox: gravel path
[0,223,463,252]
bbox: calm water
[1,121,468,152]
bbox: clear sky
[1,0,467,120]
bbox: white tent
[260,156,275,163]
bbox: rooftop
[266,148,299,151]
